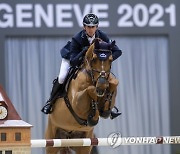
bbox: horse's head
[83,39,120,125]
[85,38,115,97]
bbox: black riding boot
[41,78,63,114]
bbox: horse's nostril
[96,88,105,97]
[97,89,102,94]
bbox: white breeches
[58,58,70,84]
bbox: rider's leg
[41,58,70,114]
[58,58,70,84]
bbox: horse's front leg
[98,76,119,118]
[108,75,119,92]
[108,76,119,107]
[108,76,121,119]
[72,85,99,123]
[86,85,98,102]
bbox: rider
[41,13,122,114]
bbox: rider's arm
[98,30,122,61]
[111,44,122,61]
[69,36,86,67]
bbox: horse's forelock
[97,42,110,50]
[85,39,112,61]
[93,41,113,61]
[93,39,111,51]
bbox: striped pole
[31,136,180,148]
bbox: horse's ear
[93,53,97,59]
[109,40,116,50]
[94,39,100,49]
[86,43,94,60]
[109,55,113,61]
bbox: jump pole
[31,136,180,148]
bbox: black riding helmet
[83,13,99,26]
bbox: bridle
[84,48,115,119]
[85,49,112,86]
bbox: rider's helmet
[83,13,99,26]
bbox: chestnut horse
[45,39,119,154]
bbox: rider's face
[84,25,97,37]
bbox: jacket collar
[81,29,99,45]
[95,30,100,38]
[81,30,90,45]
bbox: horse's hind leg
[72,129,94,154]
[59,148,73,154]
[45,117,60,154]
[46,147,60,154]
[73,146,92,154]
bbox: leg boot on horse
[41,78,64,114]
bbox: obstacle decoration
[0,85,32,154]
[0,94,8,120]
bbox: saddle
[63,66,79,95]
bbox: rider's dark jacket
[60,29,122,66]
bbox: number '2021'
[118,4,176,27]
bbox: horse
[45,38,120,154]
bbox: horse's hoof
[99,110,111,118]
[110,111,121,119]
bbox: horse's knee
[87,86,97,101]
[109,78,118,92]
